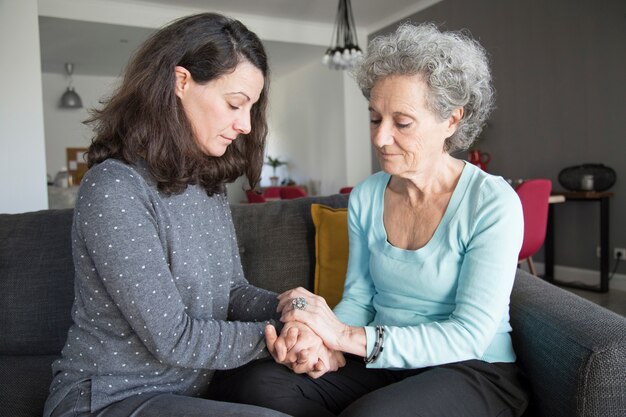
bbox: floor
[559,285,626,317]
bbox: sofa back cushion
[0,209,75,355]
[230,194,349,294]
[0,355,57,416]
[0,195,350,356]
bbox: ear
[174,66,191,99]
[446,107,464,135]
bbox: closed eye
[370,120,412,129]
[229,104,240,110]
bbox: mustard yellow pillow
[311,204,349,308]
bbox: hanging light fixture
[322,0,363,70]
[59,62,83,109]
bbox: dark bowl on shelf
[558,164,616,192]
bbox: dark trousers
[49,379,290,417]
[211,356,529,417]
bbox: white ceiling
[138,0,434,28]
[39,0,440,78]
[39,16,324,78]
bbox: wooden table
[544,191,614,292]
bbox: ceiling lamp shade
[322,0,363,70]
[60,87,82,109]
[59,63,83,109]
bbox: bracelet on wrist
[364,325,384,364]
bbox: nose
[234,112,252,135]
[371,122,394,148]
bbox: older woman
[215,22,529,417]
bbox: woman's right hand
[277,288,366,357]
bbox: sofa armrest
[510,269,626,417]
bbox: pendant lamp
[322,0,363,70]
[60,62,83,109]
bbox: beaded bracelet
[364,325,384,364]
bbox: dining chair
[515,179,552,276]
[279,186,307,200]
[245,190,266,203]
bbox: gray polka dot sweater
[44,159,280,415]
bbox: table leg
[544,203,555,282]
[599,197,610,292]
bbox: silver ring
[292,297,307,311]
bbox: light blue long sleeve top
[333,162,523,369]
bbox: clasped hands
[265,287,348,379]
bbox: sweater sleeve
[366,179,523,369]
[74,164,271,371]
[333,186,377,326]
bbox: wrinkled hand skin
[265,321,345,379]
[277,287,349,352]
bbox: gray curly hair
[354,23,495,153]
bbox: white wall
[267,61,347,196]
[0,0,48,213]
[41,72,119,179]
[342,71,371,187]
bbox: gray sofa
[1,194,625,417]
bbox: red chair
[246,190,266,203]
[263,186,281,199]
[279,186,307,200]
[339,187,353,194]
[515,179,552,276]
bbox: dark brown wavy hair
[86,13,269,195]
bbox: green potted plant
[265,155,287,186]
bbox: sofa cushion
[0,209,75,355]
[230,194,349,294]
[0,355,56,416]
[311,204,349,308]
[510,270,626,417]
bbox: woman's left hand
[265,322,320,372]
[265,321,346,378]
[277,287,352,352]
